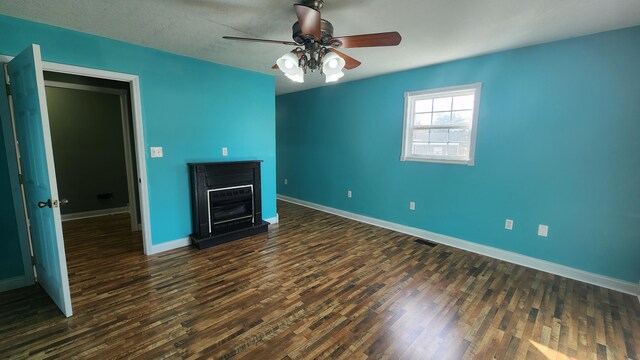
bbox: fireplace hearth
[189,161,268,249]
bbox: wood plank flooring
[1,200,639,359]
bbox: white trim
[61,206,129,222]
[0,275,34,292]
[265,214,279,224]
[0,64,35,288]
[119,89,139,232]
[130,76,152,255]
[400,156,472,165]
[1,53,153,256]
[401,82,481,166]
[148,237,191,255]
[277,194,640,297]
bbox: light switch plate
[347,190,352,198]
[150,147,163,158]
[538,224,549,237]
[284,179,288,185]
[222,147,228,156]
[409,201,415,210]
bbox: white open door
[7,44,72,317]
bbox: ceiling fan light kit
[223,0,401,84]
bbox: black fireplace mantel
[188,161,269,249]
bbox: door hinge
[18,173,24,185]
[31,256,36,266]
[4,83,10,96]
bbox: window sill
[400,156,475,166]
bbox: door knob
[37,199,52,208]
[60,198,69,206]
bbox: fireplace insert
[208,185,254,233]
[189,161,269,249]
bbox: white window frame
[401,83,482,166]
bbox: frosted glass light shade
[285,68,304,83]
[325,71,344,82]
[277,53,304,82]
[322,52,345,83]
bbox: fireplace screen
[207,185,254,234]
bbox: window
[401,83,481,165]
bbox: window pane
[412,144,429,156]
[448,129,470,142]
[432,112,451,125]
[448,142,470,157]
[433,97,452,112]
[414,99,432,113]
[413,129,429,142]
[428,143,447,156]
[452,95,475,110]
[414,113,431,126]
[447,143,460,156]
[430,129,448,142]
[452,110,472,124]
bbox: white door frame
[44,80,140,232]
[0,54,153,255]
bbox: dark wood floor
[1,200,639,359]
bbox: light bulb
[284,59,294,69]
[328,58,338,69]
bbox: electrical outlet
[347,190,352,198]
[284,178,288,185]
[505,219,513,230]
[538,224,549,237]
[409,201,415,210]
[150,147,163,158]
[222,147,228,156]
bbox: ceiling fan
[223,0,401,83]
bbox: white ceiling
[2,0,640,94]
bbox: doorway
[43,72,141,234]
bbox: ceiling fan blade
[294,4,321,39]
[328,48,361,70]
[222,36,298,46]
[271,64,278,69]
[332,32,402,48]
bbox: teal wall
[0,14,276,283]
[277,26,640,283]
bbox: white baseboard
[149,237,191,255]
[0,275,34,292]
[265,214,279,224]
[277,194,639,297]
[62,206,129,222]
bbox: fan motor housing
[293,19,334,45]
[300,0,324,11]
